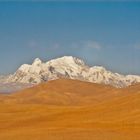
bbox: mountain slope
[2,78,139,106]
[2,56,140,88]
[3,79,119,105]
[0,79,140,140]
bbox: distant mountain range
[0,56,140,88]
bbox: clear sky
[0,2,140,75]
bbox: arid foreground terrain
[0,79,140,140]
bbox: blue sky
[0,2,140,75]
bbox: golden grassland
[0,79,140,140]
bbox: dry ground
[0,79,140,140]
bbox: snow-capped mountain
[1,56,140,88]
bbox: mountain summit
[2,56,140,88]
[32,58,42,66]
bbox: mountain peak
[32,58,42,66]
[91,66,106,72]
[55,56,85,66]
[46,56,86,67]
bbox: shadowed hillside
[0,79,140,140]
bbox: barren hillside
[0,79,140,140]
